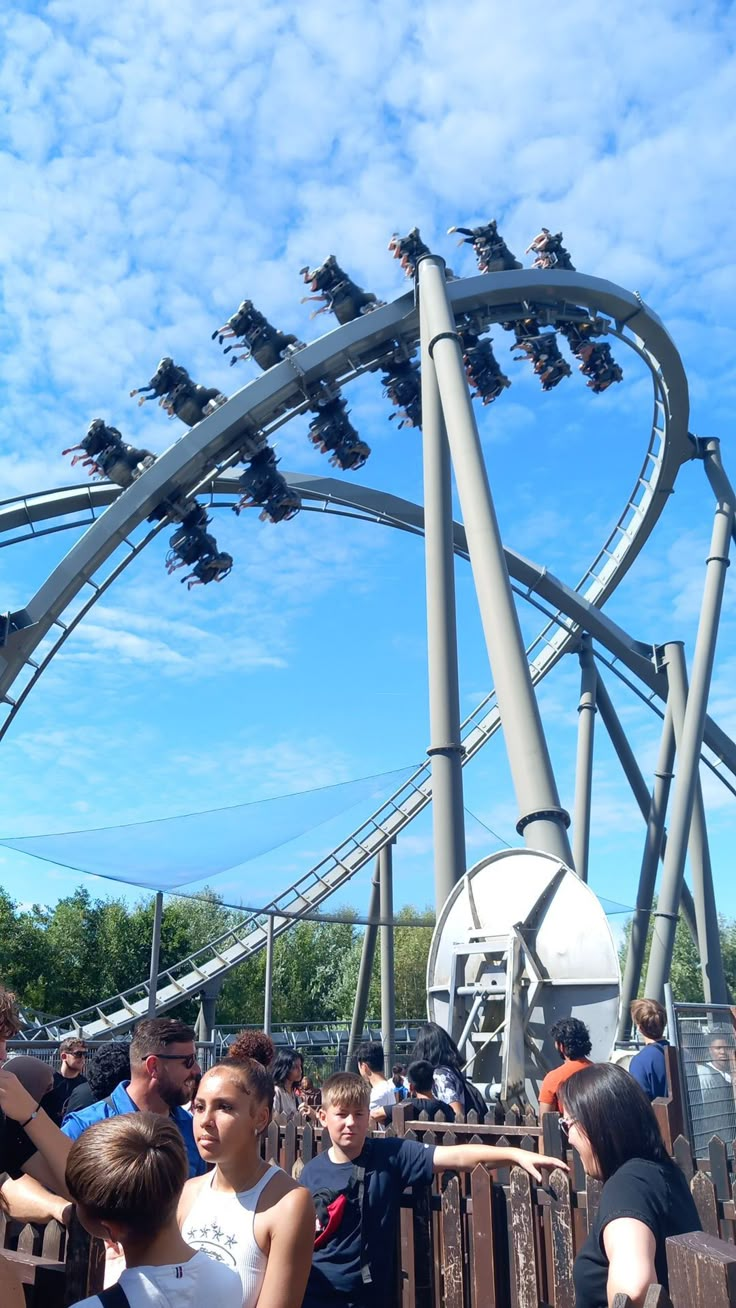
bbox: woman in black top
[560,1063,700,1307]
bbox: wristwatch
[19,1111,38,1129]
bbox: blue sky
[1,1,736,961]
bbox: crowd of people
[0,987,730,1308]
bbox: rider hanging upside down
[233,446,301,523]
[307,395,370,471]
[165,526,233,589]
[381,357,423,429]
[459,329,511,405]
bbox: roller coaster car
[448,221,522,273]
[388,226,454,279]
[165,525,218,572]
[233,447,301,522]
[61,420,156,486]
[526,228,576,272]
[165,526,233,588]
[382,359,422,429]
[130,358,227,427]
[460,334,511,405]
[307,401,370,471]
[579,343,623,392]
[511,329,571,390]
[182,551,233,590]
[299,255,381,324]
[146,492,210,528]
[212,300,302,369]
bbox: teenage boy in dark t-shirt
[300,1071,564,1307]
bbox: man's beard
[158,1074,195,1108]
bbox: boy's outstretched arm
[432,1144,567,1182]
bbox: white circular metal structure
[0,266,726,1039]
[426,848,620,1107]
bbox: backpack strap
[354,1160,372,1286]
[96,1285,131,1308]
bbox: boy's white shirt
[71,1250,242,1307]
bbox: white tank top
[182,1164,281,1308]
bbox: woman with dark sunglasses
[560,1063,700,1307]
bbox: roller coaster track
[0,271,716,1037]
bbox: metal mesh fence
[674,1004,736,1158]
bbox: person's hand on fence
[0,1068,38,1123]
[510,1148,569,1182]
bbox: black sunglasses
[143,1053,198,1069]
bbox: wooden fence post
[509,1167,539,1308]
[667,1231,736,1308]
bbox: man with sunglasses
[61,1017,205,1177]
[43,1038,88,1126]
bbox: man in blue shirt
[628,998,669,1101]
[62,1017,205,1178]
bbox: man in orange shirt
[538,1018,593,1115]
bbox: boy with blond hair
[300,1070,563,1307]
[65,1112,241,1307]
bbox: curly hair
[227,1030,275,1067]
[86,1042,132,1100]
[549,1017,592,1060]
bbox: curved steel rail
[0,272,696,1035]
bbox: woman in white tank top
[178,1055,315,1308]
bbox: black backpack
[462,1078,487,1121]
[97,1287,130,1307]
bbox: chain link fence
[673,1003,736,1158]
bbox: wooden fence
[6,1102,736,1307]
[0,1207,105,1307]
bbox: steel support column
[658,643,727,1004]
[197,978,222,1043]
[380,841,396,1077]
[147,891,163,1017]
[417,255,572,863]
[595,671,699,946]
[572,635,597,881]
[616,701,675,1040]
[346,864,381,1070]
[420,293,467,911]
[263,914,275,1036]
[646,447,733,1001]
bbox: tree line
[1,884,734,1030]
[0,886,434,1027]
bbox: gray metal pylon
[572,635,597,881]
[380,841,396,1076]
[263,914,275,1036]
[147,891,164,1017]
[646,444,734,1001]
[616,699,675,1040]
[417,254,572,864]
[594,670,699,947]
[346,863,381,1069]
[420,292,467,910]
[657,643,727,1004]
